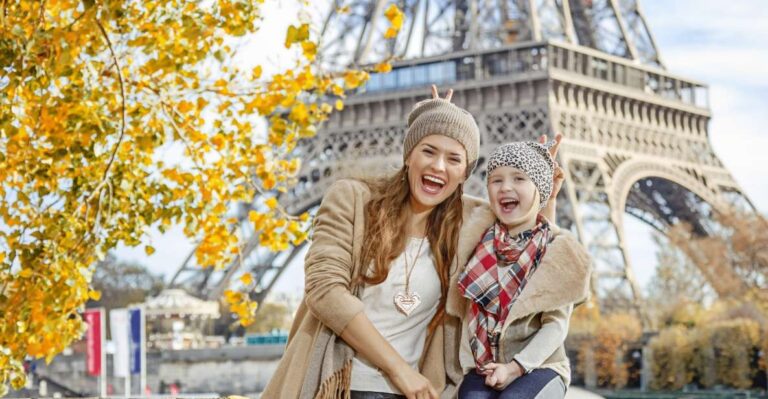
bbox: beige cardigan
[449,205,593,386]
[262,179,488,398]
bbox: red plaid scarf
[457,215,551,370]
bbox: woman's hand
[482,361,524,391]
[538,133,564,222]
[431,84,453,102]
[340,313,436,399]
[550,161,565,202]
[388,366,439,399]
[538,133,562,159]
[542,133,565,200]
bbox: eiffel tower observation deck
[171,0,752,325]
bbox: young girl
[456,142,591,398]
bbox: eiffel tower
[170,0,751,325]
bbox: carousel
[142,289,223,350]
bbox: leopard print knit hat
[486,141,555,208]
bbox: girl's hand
[388,366,439,399]
[431,84,453,102]
[482,361,524,391]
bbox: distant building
[265,290,303,317]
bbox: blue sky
[115,0,768,298]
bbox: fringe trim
[313,359,352,399]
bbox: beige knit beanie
[403,98,480,176]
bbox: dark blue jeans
[458,368,565,399]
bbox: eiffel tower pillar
[547,42,750,320]
[558,154,649,325]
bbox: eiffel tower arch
[170,1,751,324]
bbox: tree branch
[92,18,126,201]
[160,102,206,171]
[37,0,46,26]
[1,0,8,27]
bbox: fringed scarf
[457,215,551,370]
[313,359,352,399]
[298,322,355,399]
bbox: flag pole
[140,305,147,396]
[100,308,107,398]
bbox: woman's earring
[402,166,408,181]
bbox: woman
[263,86,561,399]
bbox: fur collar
[502,230,591,325]
[448,202,592,324]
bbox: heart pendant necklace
[394,236,426,316]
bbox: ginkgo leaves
[285,23,310,48]
[0,0,405,395]
[285,24,317,61]
[384,4,404,38]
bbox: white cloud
[113,225,193,281]
[642,0,768,49]
[624,215,658,289]
[662,47,768,89]
[708,88,768,212]
[231,1,302,78]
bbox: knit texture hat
[486,141,555,208]
[403,98,480,176]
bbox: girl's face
[405,134,468,213]
[487,166,538,227]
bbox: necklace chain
[403,237,426,293]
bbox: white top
[350,237,441,394]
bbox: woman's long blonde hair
[358,166,464,333]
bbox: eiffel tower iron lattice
[169,0,752,325]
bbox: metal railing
[601,389,768,399]
[358,41,708,109]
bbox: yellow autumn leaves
[285,23,317,61]
[333,2,404,39]
[384,4,405,39]
[0,0,405,395]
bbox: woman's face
[405,135,468,213]
[487,166,538,227]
